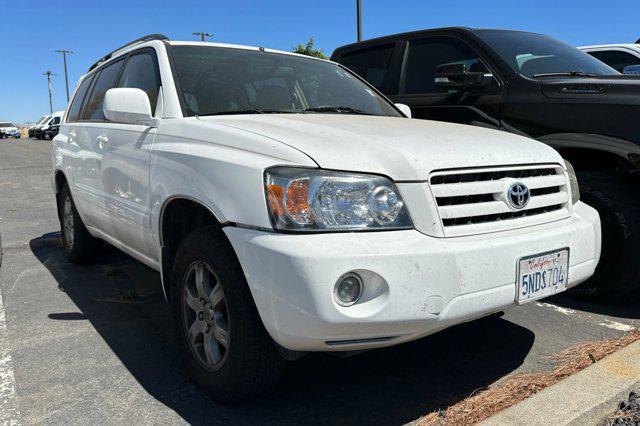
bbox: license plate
[516,248,569,304]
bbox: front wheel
[569,172,640,298]
[171,226,286,402]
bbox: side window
[118,52,161,114]
[401,37,488,94]
[66,75,94,122]
[338,44,395,92]
[81,59,124,121]
[587,50,640,73]
[51,116,61,125]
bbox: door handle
[96,135,108,149]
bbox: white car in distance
[580,41,640,74]
[52,34,601,401]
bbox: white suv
[579,42,640,73]
[52,34,601,401]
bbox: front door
[391,36,503,130]
[100,49,161,258]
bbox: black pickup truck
[332,28,640,297]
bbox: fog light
[333,273,363,307]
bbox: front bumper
[225,201,601,352]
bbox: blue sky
[2,0,638,123]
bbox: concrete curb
[481,339,640,426]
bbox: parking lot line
[0,292,19,426]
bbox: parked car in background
[29,115,50,138]
[580,40,640,74]
[44,122,60,140]
[52,34,601,401]
[0,122,21,138]
[35,111,63,139]
[332,27,640,298]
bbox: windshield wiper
[197,108,298,117]
[197,108,266,117]
[532,71,598,78]
[302,106,373,115]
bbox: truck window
[118,51,161,114]
[587,50,640,73]
[66,75,94,122]
[338,44,395,92]
[401,37,487,94]
[81,59,124,121]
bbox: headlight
[564,160,580,205]
[265,167,413,232]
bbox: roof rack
[88,34,169,72]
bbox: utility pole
[356,0,362,41]
[193,32,213,42]
[55,50,73,103]
[43,71,55,114]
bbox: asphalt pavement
[0,138,638,425]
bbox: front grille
[430,165,570,236]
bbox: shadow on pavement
[30,232,535,426]
[548,291,640,320]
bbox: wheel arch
[158,195,230,304]
[538,133,640,174]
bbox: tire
[171,226,286,402]
[58,184,101,263]
[568,172,640,298]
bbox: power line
[356,0,362,42]
[42,71,56,114]
[193,32,213,42]
[55,50,73,103]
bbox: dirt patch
[416,329,640,426]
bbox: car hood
[539,75,640,102]
[1,127,18,132]
[198,114,563,181]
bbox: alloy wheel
[63,196,74,248]
[182,261,230,370]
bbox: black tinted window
[587,50,640,73]
[81,59,124,121]
[119,52,160,114]
[402,38,487,94]
[338,44,395,92]
[476,30,618,77]
[66,75,93,122]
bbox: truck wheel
[569,172,640,298]
[171,226,286,402]
[58,184,101,263]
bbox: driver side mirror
[434,62,495,92]
[104,88,159,127]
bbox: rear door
[70,58,125,234]
[100,48,161,258]
[335,42,402,96]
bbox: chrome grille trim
[430,164,571,237]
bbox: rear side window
[66,75,94,122]
[338,44,395,92]
[401,38,487,94]
[587,50,640,73]
[118,52,160,114]
[81,59,124,121]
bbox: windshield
[476,30,619,78]
[171,45,400,117]
[36,116,48,125]
[0,122,15,128]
